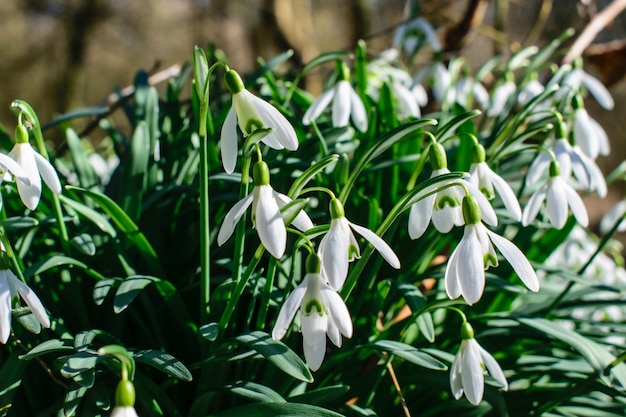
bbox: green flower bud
[555,118,567,139]
[460,321,475,340]
[472,143,486,164]
[329,198,345,220]
[224,69,245,95]
[15,124,30,144]
[253,161,270,186]
[462,194,482,225]
[305,253,321,274]
[549,160,560,177]
[429,142,448,170]
[115,379,136,408]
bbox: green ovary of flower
[305,299,325,317]
[436,194,459,209]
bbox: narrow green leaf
[436,109,481,143]
[113,275,176,314]
[0,352,28,417]
[199,322,219,342]
[223,381,285,403]
[70,233,96,256]
[41,107,109,131]
[288,154,339,198]
[59,194,117,237]
[13,306,42,335]
[360,340,448,370]
[93,278,119,306]
[22,255,87,278]
[63,383,89,417]
[135,349,193,382]
[61,352,100,379]
[75,330,107,351]
[390,281,435,342]
[288,384,350,406]
[209,402,343,417]
[19,339,74,360]
[235,331,313,382]
[1,216,39,231]
[65,128,99,188]
[119,121,150,222]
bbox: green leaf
[359,340,448,371]
[20,339,74,360]
[0,352,28,417]
[436,109,481,143]
[74,330,107,351]
[61,351,100,379]
[1,216,39,231]
[22,255,88,278]
[59,194,117,237]
[288,154,339,198]
[135,349,193,382]
[12,306,42,335]
[63,383,89,417]
[70,233,96,256]
[235,331,313,382]
[119,121,150,221]
[288,384,350,406]
[390,281,435,342]
[93,278,119,306]
[65,128,99,188]
[193,46,210,100]
[209,402,343,417]
[41,107,109,131]
[223,381,285,403]
[199,322,219,342]
[113,275,176,314]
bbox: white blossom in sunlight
[573,107,611,159]
[0,266,50,343]
[319,198,400,291]
[446,195,539,305]
[561,67,614,110]
[517,77,545,106]
[217,161,313,259]
[111,406,139,417]
[413,61,453,104]
[600,200,626,234]
[392,16,441,55]
[303,79,368,132]
[455,76,489,110]
[486,78,516,117]
[450,322,508,405]
[272,254,352,371]
[5,125,61,211]
[220,69,299,173]
[522,160,589,229]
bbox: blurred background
[0,0,624,230]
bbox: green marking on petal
[480,187,495,200]
[244,118,264,135]
[348,243,360,261]
[436,195,460,209]
[304,299,324,316]
[484,253,498,268]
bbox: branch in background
[443,0,489,53]
[563,0,626,64]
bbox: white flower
[217,161,313,259]
[469,144,522,221]
[220,69,299,173]
[272,254,353,371]
[561,67,614,110]
[450,322,508,405]
[0,267,50,343]
[517,78,545,106]
[446,195,539,305]
[111,406,139,417]
[455,76,489,109]
[413,62,452,104]
[5,125,61,210]
[318,198,400,291]
[600,200,626,234]
[573,107,610,159]
[486,79,516,117]
[392,17,441,55]
[522,160,589,229]
[303,79,367,132]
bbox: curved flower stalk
[220,69,299,173]
[450,322,508,405]
[217,161,314,259]
[318,198,400,291]
[0,258,50,343]
[446,195,539,305]
[573,99,611,159]
[5,124,61,211]
[522,160,589,229]
[303,61,367,132]
[272,253,353,371]
[408,142,497,240]
[468,143,521,221]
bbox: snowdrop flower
[0,260,50,343]
[303,62,367,132]
[469,144,521,221]
[573,102,610,159]
[522,160,589,229]
[600,200,626,234]
[517,75,545,106]
[450,322,508,405]
[486,75,516,117]
[560,63,614,110]
[111,378,139,417]
[413,60,453,104]
[408,143,497,240]
[446,195,539,305]
[318,198,400,291]
[272,253,353,371]
[5,124,61,211]
[392,16,441,55]
[455,74,489,109]
[217,161,313,259]
[220,69,299,173]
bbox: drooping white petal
[0,153,30,185]
[393,82,420,119]
[450,350,463,399]
[254,185,286,258]
[0,274,12,343]
[111,406,139,417]
[249,92,298,150]
[348,85,368,132]
[461,339,485,405]
[217,194,254,245]
[478,345,508,390]
[9,273,50,328]
[488,168,522,221]
[303,89,335,125]
[472,81,490,109]
[487,81,515,117]
[301,312,328,371]
[326,316,342,347]
[321,286,353,338]
[408,194,435,239]
[33,151,61,194]
[562,180,589,227]
[526,150,551,187]
[546,177,569,229]
[581,72,614,110]
[12,143,42,210]
[411,83,429,107]
[600,200,626,234]
[444,243,463,300]
[347,221,401,269]
[220,106,239,174]
[319,220,350,291]
[487,230,539,292]
[431,62,451,103]
[522,184,547,226]
[273,191,314,231]
[456,226,486,305]
[272,280,308,341]
[466,180,497,227]
[332,81,352,128]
